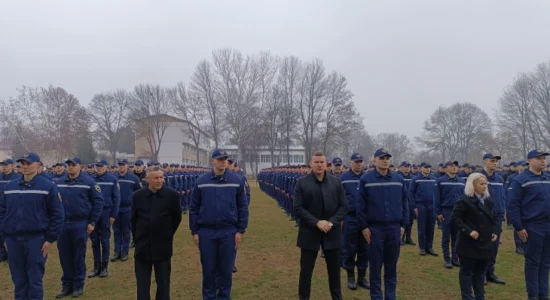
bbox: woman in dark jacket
[451,173,501,300]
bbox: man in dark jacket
[294,151,348,300]
[131,167,182,300]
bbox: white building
[220,144,306,175]
[135,114,213,166]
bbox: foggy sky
[1,0,550,139]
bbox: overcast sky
[1,0,549,138]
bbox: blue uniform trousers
[441,207,458,262]
[198,228,236,300]
[342,215,368,271]
[368,224,401,300]
[0,236,7,260]
[523,222,550,298]
[5,235,47,300]
[404,206,415,241]
[417,203,436,250]
[113,209,131,254]
[58,221,88,290]
[486,216,503,276]
[90,208,111,262]
[182,193,189,212]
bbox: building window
[260,154,271,163]
[293,155,304,164]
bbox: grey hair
[464,173,490,198]
[146,166,163,177]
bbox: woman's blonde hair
[464,173,490,198]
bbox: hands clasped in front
[469,230,498,242]
[316,220,333,233]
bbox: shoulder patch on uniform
[95,185,101,192]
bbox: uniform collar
[374,169,391,179]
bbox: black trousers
[135,258,171,300]
[458,255,490,300]
[299,248,342,300]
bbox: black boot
[120,252,129,262]
[72,287,83,298]
[346,269,357,290]
[87,261,101,278]
[100,261,109,278]
[56,287,73,298]
[110,252,121,262]
[357,268,370,289]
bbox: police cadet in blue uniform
[507,149,550,300]
[190,148,249,300]
[479,153,506,285]
[434,160,465,269]
[408,162,438,256]
[111,159,141,262]
[55,157,104,298]
[0,152,64,300]
[357,148,409,300]
[505,160,528,254]
[89,159,120,279]
[339,153,369,291]
[0,158,21,262]
[397,161,416,246]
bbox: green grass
[0,185,531,299]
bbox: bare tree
[88,89,131,164]
[374,132,413,165]
[190,60,222,148]
[340,128,375,159]
[298,58,328,162]
[130,84,171,162]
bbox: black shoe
[99,261,109,277]
[516,247,525,255]
[233,265,237,273]
[130,241,135,249]
[405,239,416,246]
[419,249,426,256]
[72,288,83,298]
[487,274,505,284]
[357,277,370,289]
[347,276,357,290]
[120,252,129,262]
[426,249,439,256]
[87,261,101,278]
[346,269,357,290]
[110,252,121,262]
[444,261,453,269]
[56,288,73,298]
[451,260,460,267]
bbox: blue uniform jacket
[0,174,64,243]
[357,169,409,229]
[339,170,363,215]
[0,171,21,188]
[116,172,141,212]
[189,169,249,235]
[408,173,437,209]
[479,169,505,219]
[56,172,104,224]
[433,174,465,215]
[507,169,550,231]
[93,172,121,219]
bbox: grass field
[0,185,531,299]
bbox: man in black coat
[131,166,182,300]
[293,151,348,300]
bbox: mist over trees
[0,51,548,168]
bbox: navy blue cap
[95,159,108,166]
[0,158,14,165]
[66,157,82,165]
[332,157,342,166]
[146,162,152,167]
[374,148,391,158]
[87,163,94,168]
[419,162,431,168]
[175,163,180,167]
[508,161,517,167]
[399,161,410,167]
[162,163,169,168]
[483,153,501,160]
[444,161,459,168]
[438,163,444,167]
[152,162,160,166]
[517,160,528,166]
[462,163,470,168]
[118,159,129,165]
[350,153,364,162]
[135,160,144,166]
[16,152,41,163]
[227,157,234,163]
[527,149,550,159]
[411,164,418,168]
[211,148,229,159]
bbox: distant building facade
[135,114,212,166]
[220,145,306,175]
